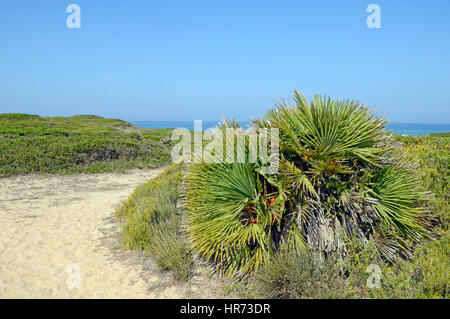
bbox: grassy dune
[0,113,173,177]
[429,132,450,137]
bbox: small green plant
[146,218,192,281]
[115,164,193,281]
[250,251,356,299]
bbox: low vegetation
[0,113,173,177]
[115,164,192,281]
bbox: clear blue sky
[0,0,449,122]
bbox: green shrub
[370,233,449,298]
[184,92,437,277]
[241,134,449,299]
[250,251,354,299]
[115,164,193,281]
[146,218,192,281]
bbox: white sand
[0,169,223,299]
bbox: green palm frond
[263,90,387,166]
[279,158,317,197]
[184,161,304,276]
[364,167,433,243]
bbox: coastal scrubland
[114,96,449,299]
[116,134,448,298]
[0,113,172,177]
[1,111,448,298]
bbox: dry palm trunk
[296,200,378,257]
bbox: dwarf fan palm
[183,122,304,276]
[184,91,436,276]
[258,91,434,260]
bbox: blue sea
[130,121,450,136]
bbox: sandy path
[0,169,223,298]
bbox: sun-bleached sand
[0,169,223,299]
